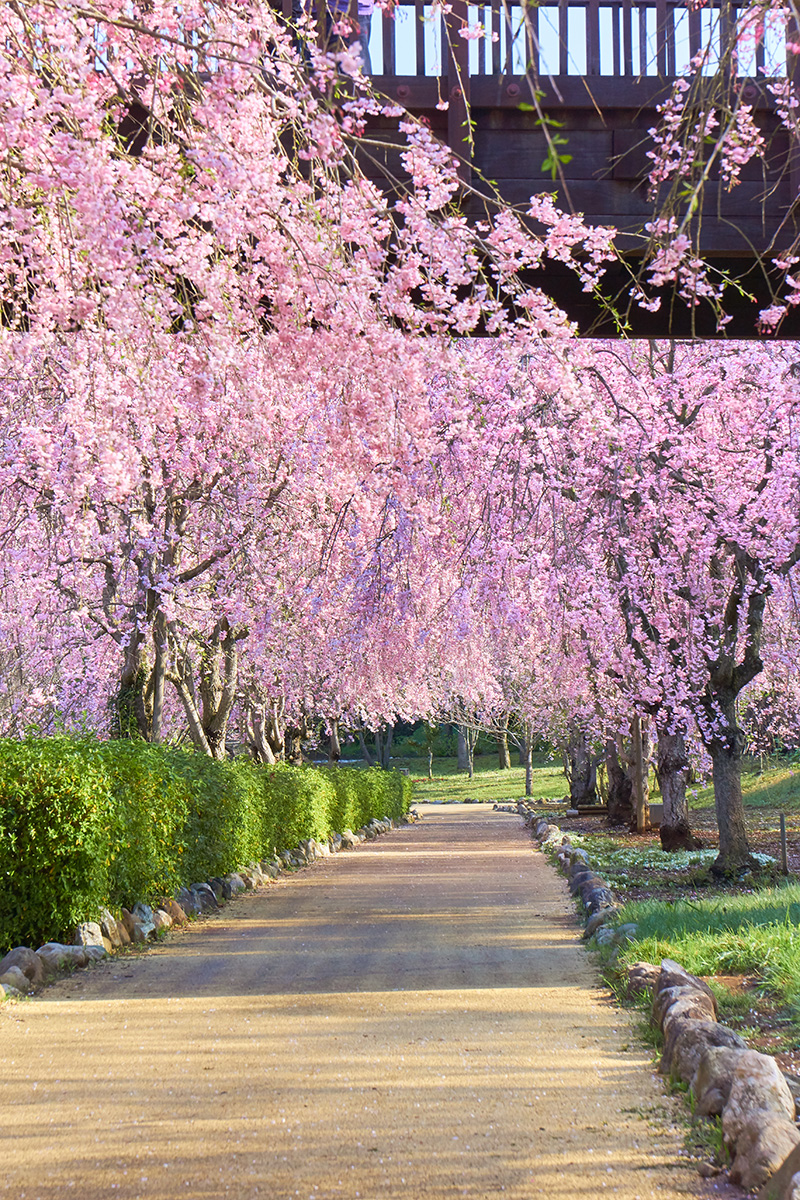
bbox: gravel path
[2,803,695,1200]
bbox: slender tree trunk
[605,735,634,825]
[358,725,376,767]
[457,726,469,771]
[709,694,754,875]
[631,715,650,833]
[428,748,433,780]
[327,720,341,765]
[496,719,511,769]
[655,726,701,850]
[524,736,533,796]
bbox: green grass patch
[613,883,800,1010]
[403,754,566,805]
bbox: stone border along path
[2,801,700,1200]
[500,798,800,1200]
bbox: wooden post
[446,0,472,185]
[632,714,648,833]
[781,813,789,875]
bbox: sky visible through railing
[366,2,788,77]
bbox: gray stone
[74,921,111,953]
[99,908,123,949]
[227,873,246,894]
[35,943,89,979]
[83,945,107,961]
[594,926,616,947]
[152,909,173,934]
[583,886,616,915]
[626,961,660,997]
[189,883,219,913]
[662,1021,746,1085]
[584,908,618,939]
[723,1051,796,1146]
[729,1113,800,1192]
[0,982,23,999]
[0,946,45,987]
[693,1046,752,1116]
[652,982,717,1032]
[612,923,639,948]
[0,966,31,992]
[340,829,359,849]
[160,899,188,926]
[756,1143,800,1200]
[656,958,717,1003]
[132,902,154,924]
[176,887,201,916]
[238,869,257,890]
[122,907,155,943]
[209,877,232,901]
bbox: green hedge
[0,735,411,950]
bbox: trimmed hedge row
[0,735,411,950]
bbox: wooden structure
[350,0,800,335]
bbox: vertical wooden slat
[655,0,667,74]
[528,0,540,76]
[688,2,701,62]
[666,0,675,74]
[416,0,426,74]
[479,4,487,73]
[492,0,501,74]
[638,4,647,74]
[754,7,765,78]
[719,0,733,83]
[558,0,568,73]
[382,2,395,74]
[282,0,292,22]
[622,0,633,74]
[611,4,620,76]
[446,0,472,182]
[586,0,600,74]
[503,0,514,75]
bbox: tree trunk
[523,736,533,796]
[631,715,650,833]
[564,724,598,805]
[112,635,152,740]
[496,720,511,769]
[655,726,702,851]
[457,726,469,771]
[248,703,278,764]
[284,723,304,764]
[428,748,433,780]
[709,694,754,875]
[358,725,376,767]
[327,719,341,765]
[605,736,634,826]
[375,723,394,769]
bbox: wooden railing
[360,0,789,79]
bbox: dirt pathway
[2,804,694,1200]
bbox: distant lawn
[394,754,567,805]
[687,761,800,815]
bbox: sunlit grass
[398,754,566,805]
[687,761,800,814]
[614,884,800,1010]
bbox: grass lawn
[396,753,567,805]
